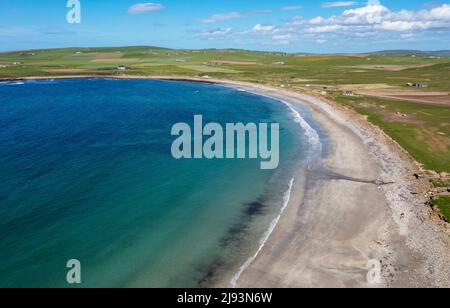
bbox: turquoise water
[0,79,306,287]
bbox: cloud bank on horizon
[0,0,449,52]
[200,0,450,49]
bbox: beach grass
[1,46,450,172]
[431,196,450,221]
[430,179,450,188]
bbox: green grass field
[431,179,450,188]
[334,95,450,172]
[431,196,450,221]
[1,46,449,173]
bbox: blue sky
[0,0,449,52]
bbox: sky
[0,0,449,53]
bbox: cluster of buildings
[0,61,23,68]
[203,61,225,66]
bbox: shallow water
[0,79,312,287]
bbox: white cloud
[197,1,450,47]
[127,3,164,14]
[307,25,345,33]
[252,24,277,33]
[306,2,450,31]
[427,4,450,20]
[200,28,234,40]
[201,12,244,23]
[310,17,327,25]
[281,5,303,11]
[340,3,389,24]
[321,2,359,9]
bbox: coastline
[215,79,450,288]
[3,75,450,287]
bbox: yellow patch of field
[348,53,370,57]
[357,89,450,107]
[339,84,396,91]
[341,83,450,106]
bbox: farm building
[343,90,355,96]
[407,82,428,88]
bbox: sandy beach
[2,75,450,288]
[214,80,450,288]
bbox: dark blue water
[0,79,305,287]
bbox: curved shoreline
[3,75,450,287]
[214,79,450,288]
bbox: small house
[205,61,225,66]
[407,82,428,88]
[343,90,355,96]
[117,66,128,71]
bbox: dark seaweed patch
[197,259,225,287]
[244,199,265,217]
[196,196,269,286]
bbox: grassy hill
[371,50,450,57]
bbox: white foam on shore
[1,81,25,86]
[228,87,323,288]
[232,87,322,149]
[1,79,58,86]
[229,178,294,288]
[280,100,322,148]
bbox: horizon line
[1,45,449,56]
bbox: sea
[0,78,322,287]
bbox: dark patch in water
[197,259,226,287]
[196,196,269,287]
[244,199,265,217]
